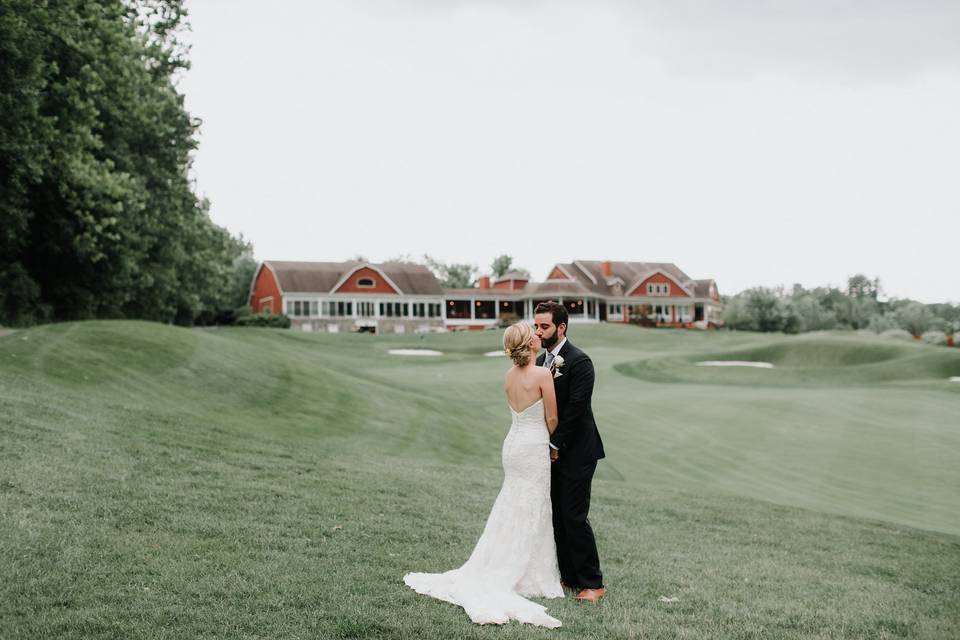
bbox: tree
[722,288,787,332]
[489,254,530,280]
[894,302,937,337]
[837,296,878,330]
[868,313,899,333]
[422,255,478,288]
[744,288,786,332]
[927,303,960,333]
[490,254,513,278]
[224,242,258,309]
[787,295,838,332]
[0,0,249,326]
[847,274,881,300]
[443,264,479,288]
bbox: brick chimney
[478,275,491,289]
[601,261,613,278]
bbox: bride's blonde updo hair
[503,321,535,366]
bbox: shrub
[194,306,250,326]
[921,330,948,346]
[498,312,520,328]
[788,296,837,332]
[722,288,787,332]
[894,302,938,337]
[236,312,291,328]
[868,313,899,333]
[880,329,913,341]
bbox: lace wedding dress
[403,398,564,628]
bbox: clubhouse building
[248,259,722,333]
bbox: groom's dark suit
[537,339,605,589]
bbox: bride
[403,321,565,628]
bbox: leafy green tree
[927,303,960,333]
[225,245,258,309]
[837,297,878,330]
[744,287,786,332]
[491,254,513,278]
[787,295,838,332]
[847,274,881,300]
[894,302,938,337]
[0,0,248,326]
[720,295,749,330]
[490,254,530,280]
[422,255,478,288]
[722,288,786,332]
[443,264,479,289]
[868,313,899,333]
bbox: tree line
[723,275,959,341]
[0,0,254,327]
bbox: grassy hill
[1,321,958,639]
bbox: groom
[534,301,606,603]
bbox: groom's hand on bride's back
[550,449,559,462]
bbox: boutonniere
[551,355,565,378]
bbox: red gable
[628,271,690,298]
[547,266,569,280]
[249,264,283,314]
[334,266,400,295]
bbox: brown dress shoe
[575,587,607,603]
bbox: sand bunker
[484,351,506,357]
[387,349,443,356]
[949,376,960,383]
[697,361,775,369]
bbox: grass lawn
[1,320,958,639]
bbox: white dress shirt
[545,337,566,362]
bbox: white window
[326,301,352,317]
[654,304,672,321]
[289,300,317,317]
[647,283,670,296]
[357,277,375,288]
[379,302,405,317]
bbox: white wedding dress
[404,398,564,628]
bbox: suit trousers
[551,459,603,589]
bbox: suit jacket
[537,339,605,467]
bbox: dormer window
[357,277,375,288]
[647,283,670,296]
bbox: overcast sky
[179,1,959,303]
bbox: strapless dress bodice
[508,398,548,443]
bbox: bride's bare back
[505,363,558,434]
